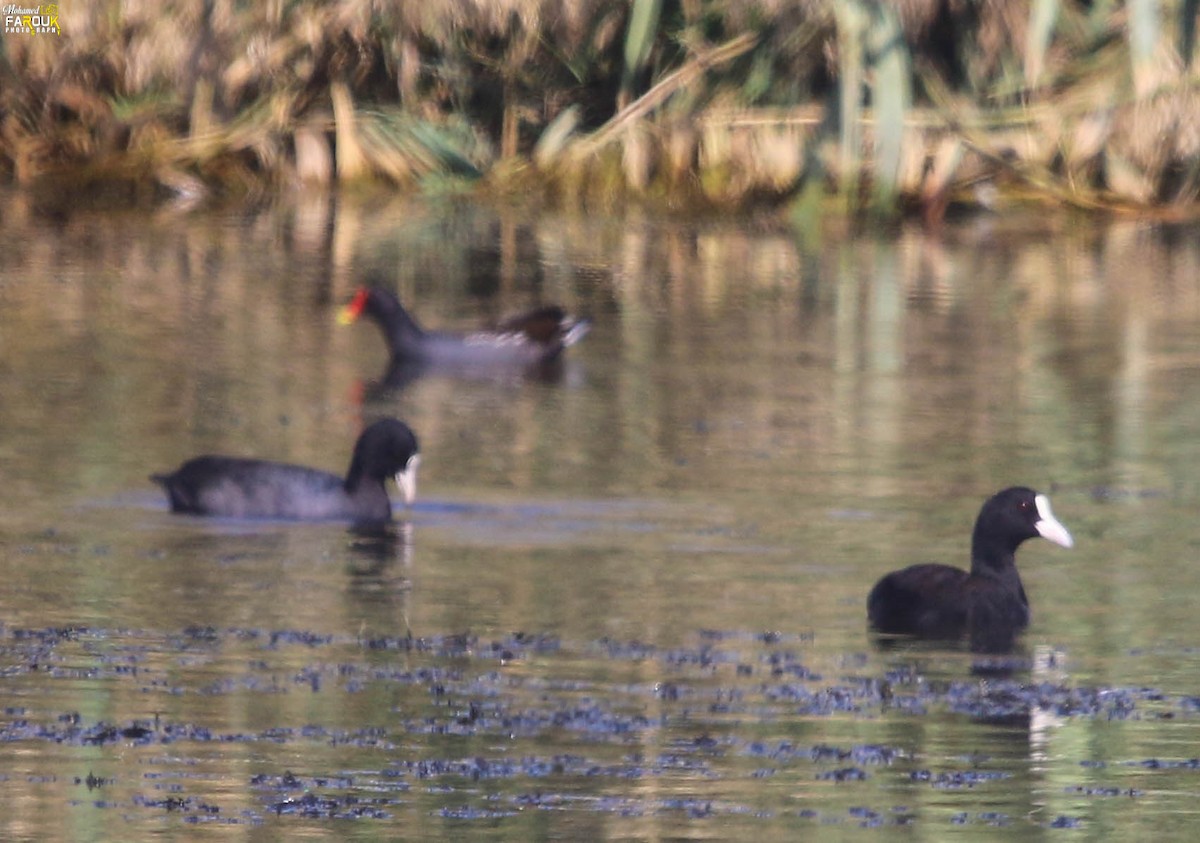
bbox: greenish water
[2,194,1200,840]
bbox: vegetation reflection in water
[1,195,1200,839]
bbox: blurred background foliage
[1,0,1198,217]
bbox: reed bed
[1,0,1197,217]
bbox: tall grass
[1,0,1197,216]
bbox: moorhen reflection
[152,418,419,523]
[867,487,1073,653]
[338,285,590,387]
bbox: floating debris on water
[0,622,1198,831]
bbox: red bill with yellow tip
[337,288,369,325]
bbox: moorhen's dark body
[339,286,590,374]
[152,418,419,523]
[867,487,1073,652]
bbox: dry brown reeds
[1,0,1197,216]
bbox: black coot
[866,487,1073,652]
[338,285,590,369]
[152,418,419,523]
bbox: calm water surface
[2,193,1200,840]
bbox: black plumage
[152,418,419,523]
[867,487,1073,652]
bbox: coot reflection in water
[151,418,420,524]
[867,487,1074,653]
